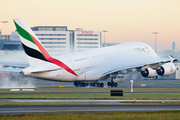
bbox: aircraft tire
[92,83,95,87]
[114,83,118,87]
[74,81,78,87]
[83,83,86,87]
[107,82,111,86]
[86,83,89,86]
[100,83,104,87]
[111,82,114,87]
[97,83,100,87]
[80,83,83,87]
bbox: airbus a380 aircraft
[9,18,177,87]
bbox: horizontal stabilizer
[30,68,63,73]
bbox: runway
[0,105,180,115]
[33,79,180,88]
[0,91,179,95]
[1,77,180,89]
[1,99,180,103]
[0,78,180,115]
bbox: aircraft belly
[76,73,86,81]
[85,70,102,80]
[29,70,78,82]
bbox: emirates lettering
[82,31,93,34]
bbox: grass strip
[0,111,180,120]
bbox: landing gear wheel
[107,77,118,87]
[79,83,82,87]
[74,81,91,87]
[110,82,114,87]
[74,81,79,87]
[107,82,111,86]
[83,83,86,87]
[75,84,78,87]
[114,83,118,87]
[90,82,95,87]
[100,83,104,87]
[86,83,89,86]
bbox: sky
[0,0,180,52]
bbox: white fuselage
[22,42,159,82]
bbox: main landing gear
[107,77,118,87]
[74,81,104,88]
[90,82,104,87]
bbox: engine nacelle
[141,67,158,77]
[156,62,176,76]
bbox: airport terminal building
[11,26,101,56]
[74,29,101,52]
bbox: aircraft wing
[0,60,29,69]
[101,56,178,78]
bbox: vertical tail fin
[13,18,52,66]
[13,18,78,76]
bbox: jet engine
[141,67,158,77]
[156,62,176,76]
